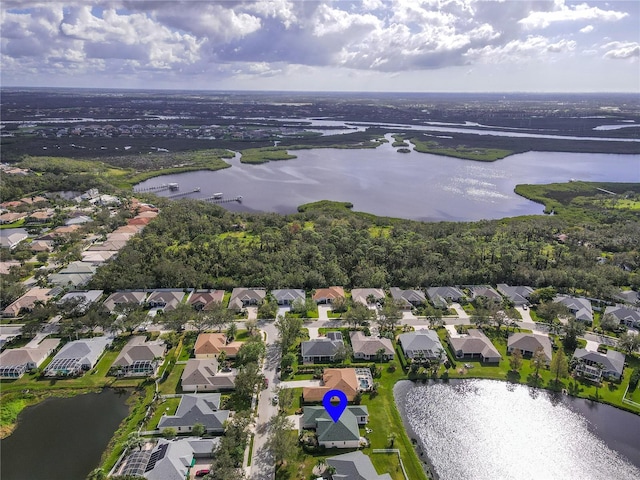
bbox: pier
[167,187,201,199]
[204,195,243,204]
[134,184,175,193]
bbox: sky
[1,0,639,92]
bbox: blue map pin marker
[322,389,348,423]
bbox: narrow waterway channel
[394,379,640,480]
[1,389,131,480]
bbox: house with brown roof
[103,291,147,313]
[507,333,552,363]
[147,290,185,312]
[0,338,60,378]
[351,288,385,307]
[2,287,52,317]
[447,329,502,363]
[303,368,360,402]
[111,336,166,377]
[228,287,266,310]
[194,333,242,359]
[313,286,345,304]
[350,331,394,361]
[188,290,225,311]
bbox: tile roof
[303,368,359,402]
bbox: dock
[596,187,617,196]
[204,195,243,204]
[134,183,175,193]
[167,187,201,199]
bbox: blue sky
[1,1,638,92]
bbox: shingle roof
[573,349,625,377]
[507,333,552,361]
[555,295,593,322]
[448,329,501,361]
[157,394,229,432]
[312,286,345,302]
[181,359,236,390]
[271,289,305,303]
[326,451,392,480]
[349,331,394,357]
[0,339,60,368]
[301,337,342,358]
[103,291,147,312]
[351,288,385,306]
[303,368,359,402]
[389,287,426,307]
[302,407,365,443]
[496,284,534,305]
[604,305,640,326]
[398,329,446,359]
[112,336,166,367]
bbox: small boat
[213,192,223,199]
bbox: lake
[394,379,640,480]
[135,138,640,221]
[1,390,131,480]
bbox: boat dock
[134,183,176,193]
[167,187,201,199]
[204,195,243,204]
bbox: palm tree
[387,432,397,448]
[376,347,387,364]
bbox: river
[135,137,640,222]
[0,390,131,480]
[394,379,640,480]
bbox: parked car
[195,469,210,477]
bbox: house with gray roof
[181,358,236,392]
[398,329,446,361]
[351,288,385,307]
[572,348,625,381]
[103,290,147,313]
[147,290,185,312]
[426,286,464,308]
[120,437,219,480]
[45,336,112,376]
[228,287,266,310]
[58,290,104,314]
[111,336,166,377]
[507,333,552,363]
[555,295,593,324]
[326,451,392,480]
[0,338,60,378]
[302,406,368,449]
[157,394,229,435]
[615,290,639,306]
[271,288,305,305]
[469,285,502,302]
[447,329,501,363]
[350,331,394,361]
[301,332,344,364]
[389,287,426,309]
[603,305,640,329]
[497,284,534,306]
[48,261,97,288]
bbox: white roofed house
[351,288,385,307]
[111,336,166,377]
[181,358,236,392]
[45,336,112,377]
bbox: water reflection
[394,379,640,480]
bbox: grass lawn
[158,363,185,395]
[144,396,181,430]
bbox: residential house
[303,368,360,402]
[228,287,266,310]
[469,285,503,303]
[301,332,344,364]
[103,291,148,313]
[398,329,447,361]
[351,288,385,307]
[0,231,28,249]
[0,260,20,275]
[507,333,552,363]
[326,451,392,480]
[572,348,625,381]
[58,290,104,314]
[29,240,54,252]
[45,336,112,376]
[194,333,242,359]
[555,295,593,324]
[2,287,52,317]
[181,358,236,392]
[389,287,426,309]
[147,290,185,312]
[447,329,502,363]
[119,437,219,480]
[615,290,639,306]
[603,305,640,329]
[426,286,465,308]
[349,331,394,361]
[0,339,60,378]
[64,215,93,226]
[0,212,28,224]
[497,284,534,306]
[313,286,345,304]
[49,261,97,288]
[271,288,305,306]
[301,406,368,449]
[111,336,166,376]
[157,393,230,435]
[81,250,118,265]
[188,290,224,311]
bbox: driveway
[317,305,331,321]
[450,303,469,319]
[278,379,322,389]
[246,306,259,320]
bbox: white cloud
[519,2,628,30]
[579,25,594,33]
[602,41,640,59]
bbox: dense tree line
[88,199,640,299]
